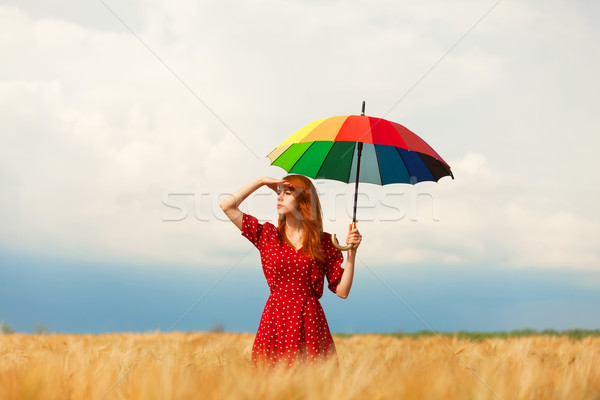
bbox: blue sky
[2,248,599,333]
[1,0,599,333]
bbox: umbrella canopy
[267,115,452,185]
[267,102,453,250]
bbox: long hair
[277,174,326,263]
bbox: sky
[1,0,599,333]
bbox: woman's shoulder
[320,231,338,253]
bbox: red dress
[241,212,345,367]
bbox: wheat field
[1,332,598,399]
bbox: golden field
[1,332,599,400]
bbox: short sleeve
[240,212,265,249]
[325,235,345,293]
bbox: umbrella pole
[331,102,364,251]
[352,142,363,223]
[352,101,365,223]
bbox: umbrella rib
[287,141,316,173]
[313,141,337,179]
[373,144,384,185]
[394,146,413,184]
[346,142,357,183]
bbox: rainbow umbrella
[267,102,453,250]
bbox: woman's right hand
[261,176,286,193]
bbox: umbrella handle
[331,222,357,251]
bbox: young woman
[219,175,362,367]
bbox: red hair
[277,174,326,263]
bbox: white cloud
[501,202,600,269]
[0,1,599,271]
[436,153,600,270]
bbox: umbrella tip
[361,100,365,116]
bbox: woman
[219,175,362,367]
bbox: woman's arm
[335,224,361,299]
[219,177,283,231]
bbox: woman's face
[276,183,300,217]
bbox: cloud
[0,2,598,271]
[437,153,600,270]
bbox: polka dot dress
[241,212,345,368]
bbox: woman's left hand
[346,224,362,250]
